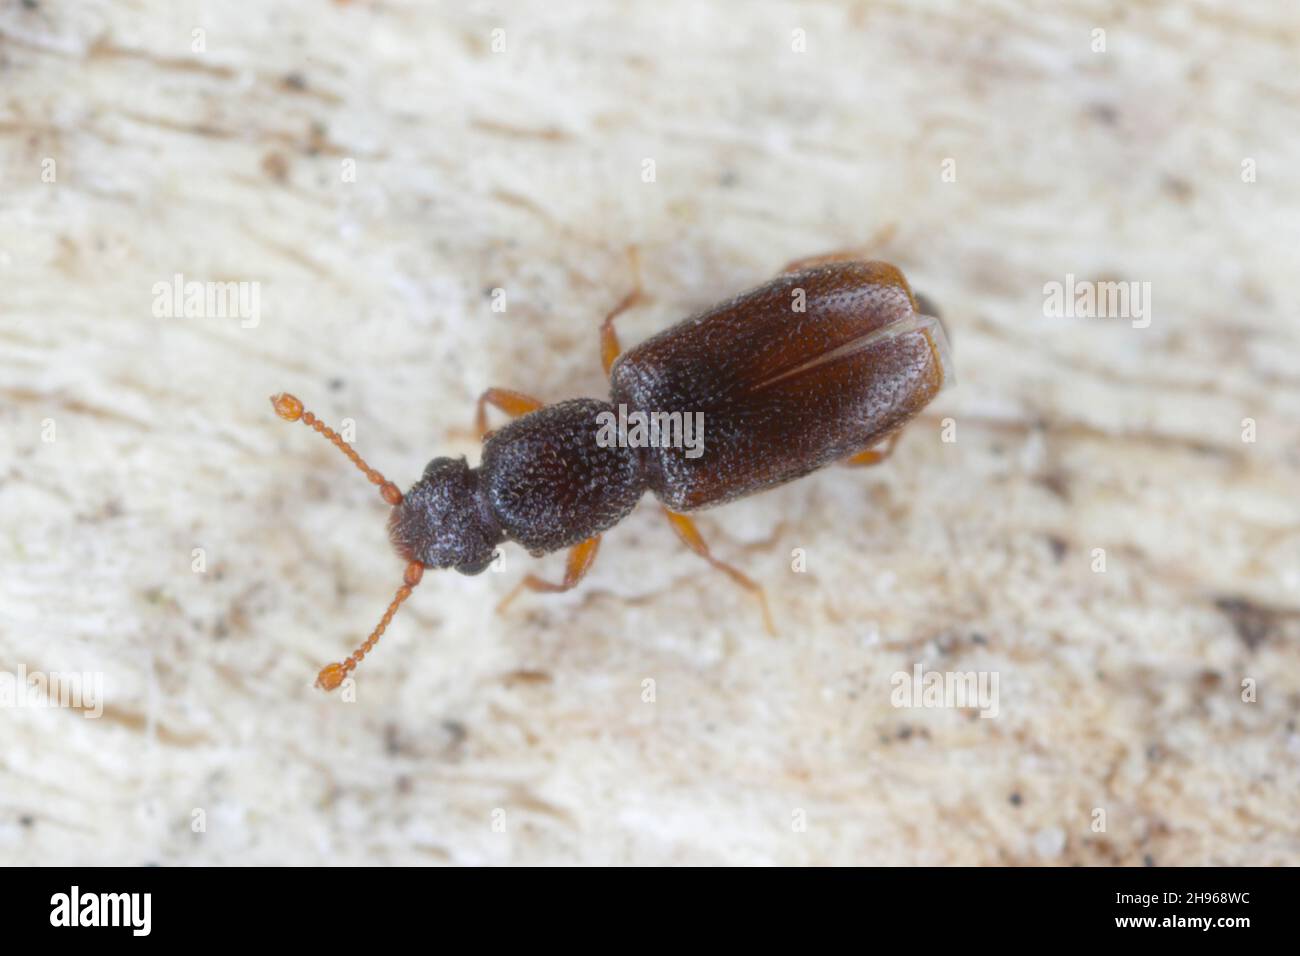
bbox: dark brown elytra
[272,252,952,691]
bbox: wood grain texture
[1,0,1298,865]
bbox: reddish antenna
[270,392,423,691]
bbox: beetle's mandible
[271,253,953,690]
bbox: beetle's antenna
[270,392,423,690]
[270,392,403,506]
[314,561,425,691]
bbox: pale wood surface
[2,0,1298,864]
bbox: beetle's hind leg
[600,246,645,376]
[843,432,900,467]
[662,508,775,635]
[498,536,601,612]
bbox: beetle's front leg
[473,388,545,439]
[600,246,645,376]
[497,536,602,612]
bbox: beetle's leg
[474,388,545,439]
[662,508,775,635]
[843,432,900,467]
[600,247,645,376]
[498,536,601,611]
[779,224,897,274]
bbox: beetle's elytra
[272,253,953,690]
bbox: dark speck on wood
[1214,596,1277,651]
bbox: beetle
[271,252,952,690]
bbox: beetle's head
[387,456,501,575]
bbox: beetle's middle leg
[498,536,602,612]
[600,246,645,376]
[661,508,775,635]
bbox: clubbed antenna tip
[270,392,403,505]
[315,561,425,691]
